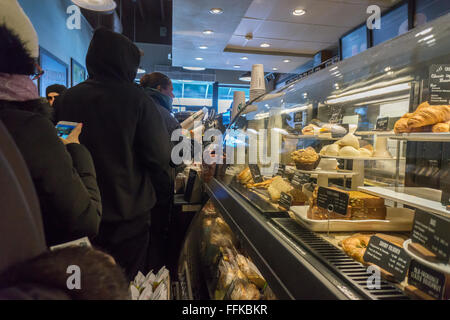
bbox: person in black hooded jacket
[56,28,172,279]
[0,3,102,248]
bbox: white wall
[19,0,93,80]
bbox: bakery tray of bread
[289,185,415,232]
[318,132,395,159]
[290,206,414,232]
[358,186,449,218]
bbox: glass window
[373,3,408,46]
[340,25,368,60]
[183,83,208,99]
[173,82,183,98]
[415,0,450,27]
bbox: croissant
[394,117,410,133]
[432,121,450,133]
[407,105,450,128]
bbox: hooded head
[86,28,141,83]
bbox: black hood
[86,28,140,83]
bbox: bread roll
[407,105,450,128]
[339,146,360,157]
[359,148,373,157]
[267,176,292,202]
[432,121,450,132]
[325,143,340,156]
[338,133,360,149]
[319,145,328,156]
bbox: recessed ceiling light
[241,56,248,60]
[199,45,208,50]
[183,66,206,71]
[209,8,223,15]
[272,67,278,71]
[260,43,270,48]
[72,0,116,12]
[283,59,291,63]
[203,30,214,35]
[292,9,306,16]
[137,68,146,74]
[233,65,241,69]
[195,57,203,61]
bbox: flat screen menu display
[340,25,368,60]
[373,3,408,46]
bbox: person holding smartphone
[0,2,102,247]
[56,28,172,280]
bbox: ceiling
[82,0,172,45]
[172,0,401,74]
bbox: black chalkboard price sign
[275,164,286,178]
[278,192,292,210]
[317,187,349,216]
[411,210,450,263]
[375,117,389,131]
[363,236,411,282]
[248,164,263,183]
[291,172,311,189]
[429,64,450,105]
[408,260,447,299]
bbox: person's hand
[60,123,83,145]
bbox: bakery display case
[198,14,450,300]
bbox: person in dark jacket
[0,4,102,247]
[140,72,181,271]
[56,28,172,279]
[140,72,180,135]
[45,84,66,107]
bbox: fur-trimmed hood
[0,0,39,75]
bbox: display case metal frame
[206,178,409,300]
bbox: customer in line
[140,72,181,271]
[0,1,102,247]
[45,84,66,107]
[56,28,172,279]
[0,118,128,301]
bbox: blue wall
[19,0,93,89]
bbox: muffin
[291,147,320,170]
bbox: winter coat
[142,87,181,137]
[0,99,102,246]
[56,28,172,244]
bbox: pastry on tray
[307,187,387,220]
[340,233,405,264]
[394,101,450,133]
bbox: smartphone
[56,121,78,139]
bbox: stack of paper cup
[242,64,265,115]
[231,91,246,120]
[249,64,266,101]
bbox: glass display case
[201,13,450,300]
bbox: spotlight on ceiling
[209,8,223,15]
[239,71,252,82]
[260,43,271,48]
[183,66,206,71]
[137,68,146,74]
[71,0,116,12]
[292,9,306,16]
[203,30,214,35]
